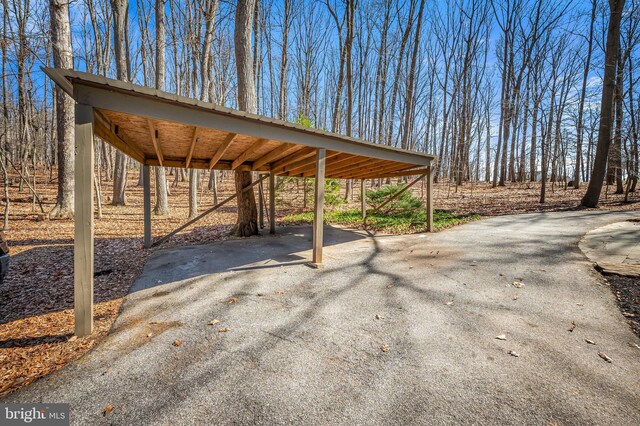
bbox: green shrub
[366,184,423,216]
[324,179,345,207]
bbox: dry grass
[0,167,638,398]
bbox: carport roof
[44,68,434,179]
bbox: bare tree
[48,0,74,218]
[233,0,259,236]
[153,0,170,214]
[111,0,129,205]
[574,0,597,189]
[582,0,627,207]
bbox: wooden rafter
[232,138,267,170]
[292,152,356,177]
[94,111,146,164]
[341,162,416,179]
[185,127,198,168]
[208,133,237,170]
[252,143,300,170]
[271,147,316,172]
[146,119,164,166]
[306,157,382,178]
[362,168,430,179]
[147,157,269,171]
[285,151,340,176]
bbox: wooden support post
[74,103,95,337]
[269,171,276,234]
[143,165,151,248]
[312,148,326,266]
[361,179,366,221]
[258,179,265,229]
[426,165,433,232]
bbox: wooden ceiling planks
[58,71,433,180]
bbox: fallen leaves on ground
[512,281,525,288]
[227,297,238,305]
[218,327,229,333]
[598,352,612,363]
[172,340,183,347]
[495,334,507,341]
[1,172,638,398]
[208,319,220,325]
[380,344,390,353]
[569,321,576,332]
[507,350,520,357]
[585,339,596,345]
[102,404,114,417]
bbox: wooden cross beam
[185,127,198,168]
[209,133,237,169]
[147,119,164,166]
[271,147,316,172]
[232,138,267,170]
[369,173,427,215]
[151,174,269,247]
[252,143,300,170]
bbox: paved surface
[6,210,640,425]
[580,220,640,277]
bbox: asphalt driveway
[6,210,640,425]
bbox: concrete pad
[6,211,640,425]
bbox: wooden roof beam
[271,147,316,172]
[185,127,198,168]
[94,110,146,164]
[232,138,268,170]
[340,162,417,179]
[252,143,301,170]
[359,167,430,179]
[147,157,270,171]
[208,133,237,170]
[146,119,164,166]
[311,157,385,178]
[285,151,340,176]
[293,153,359,177]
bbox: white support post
[74,103,95,337]
[143,165,151,248]
[361,179,366,221]
[269,171,276,234]
[426,164,433,232]
[312,148,326,266]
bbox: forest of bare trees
[1,0,639,227]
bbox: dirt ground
[1,168,638,398]
[606,275,640,337]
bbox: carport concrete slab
[5,212,640,426]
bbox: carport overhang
[43,68,436,337]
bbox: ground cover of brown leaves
[1,169,638,398]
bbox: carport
[43,68,435,337]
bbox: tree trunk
[581,0,626,207]
[574,0,596,189]
[49,0,74,218]
[111,0,129,205]
[233,0,259,236]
